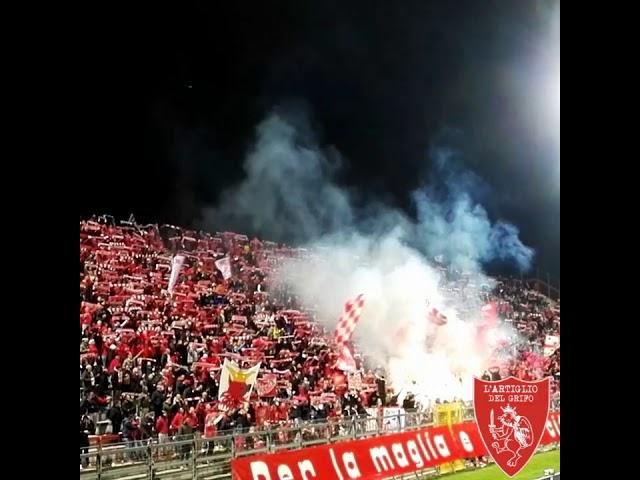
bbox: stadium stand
[79,216,560,467]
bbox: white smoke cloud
[199,107,533,403]
[200,111,353,243]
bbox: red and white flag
[215,256,232,280]
[168,255,185,294]
[543,335,560,356]
[334,294,365,345]
[333,294,365,372]
[336,344,357,372]
[218,359,261,405]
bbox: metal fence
[80,408,558,480]
[80,411,440,479]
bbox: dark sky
[83,0,560,283]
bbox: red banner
[232,424,457,480]
[450,422,488,458]
[541,411,561,445]
[231,412,559,480]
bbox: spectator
[171,407,185,436]
[80,421,91,469]
[375,367,387,406]
[94,366,109,397]
[107,399,123,434]
[150,384,165,418]
[155,413,170,456]
[140,413,155,440]
[79,218,559,447]
[122,414,137,452]
[80,413,96,436]
[82,365,95,392]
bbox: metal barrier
[80,409,558,480]
[79,411,439,480]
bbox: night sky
[82,0,559,282]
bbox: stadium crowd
[79,216,560,459]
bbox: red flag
[333,294,365,345]
[335,344,357,372]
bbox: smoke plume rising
[199,107,534,402]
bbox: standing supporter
[170,407,185,436]
[155,413,169,457]
[79,219,558,445]
[107,399,123,434]
[150,384,165,418]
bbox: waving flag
[336,344,357,372]
[218,359,261,405]
[215,256,232,280]
[168,255,185,294]
[543,335,560,356]
[334,294,365,345]
[334,294,365,372]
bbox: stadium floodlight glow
[551,70,560,117]
[542,51,560,127]
[538,4,560,132]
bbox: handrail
[82,411,438,453]
[80,409,559,480]
[83,401,566,455]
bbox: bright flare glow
[388,314,510,407]
[552,72,560,117]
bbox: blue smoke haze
[200,108,534,273]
